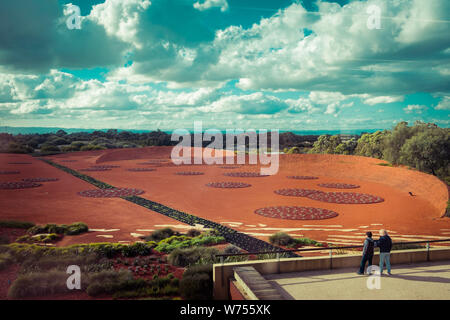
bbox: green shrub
[8,270,71,299]
[0,220,35,229]
[145,228,177,242]
[180,273,212,300]
[27,222,88,236]
[269,232,294,246]
[186,229,201,237]
[294,237,319,246]
[167,247,219,267]
[65,222,89,235]
[16,233,60,244]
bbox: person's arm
[362,239,368,255]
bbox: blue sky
[0,0,448,130]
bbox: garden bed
[274,188,322,197]
[7,162,32,165]
[90,165,120,169]
[223,172,269,178]
[206,182,251,188]
[318,183,360,189]
[77,188,145,198]
[175,171,204,176]
[127,168,156,172]
[287,175,319,180]
[0,182,42,190]
[306,191,384,204]
[22,178,59,182]
[255,206,339,220]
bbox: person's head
[366,231,372,238]
[379,229,387,236]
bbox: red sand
[1,148,449,247]
[0,153,190,246]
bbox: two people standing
[358,229,392,275]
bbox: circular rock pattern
[8,162,32,165]
[318,183,360,189]
[220,166,240,169]
[223,172,269,178]
[0,181,42,189]
[306,192,384,204]
[175,171,204,175]
[60,160,77,162]
[206,182,251,188]
[255,206,339,220]
[127,168,156,172]
[274,188,323,197]
[0,170,20,174]
[80,168,111,172]
[22,178,59,182]
[287,175,319,180]
[77,188,145,198]
[90,165,120,169]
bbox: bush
[16,233,60,244]
[8,270,71,299]
[180,272,213,300]
[27,222,88,236]
[168,247,219,267]
[222,245,241,255]
[145,228,176,242]
[0,252,14,271]
[269,232,294,246]
[186,229,201,237]
[0,220,35,229]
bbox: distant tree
[309,135,341,154]
[354,131,388,159]
[335,138,358,155]
[399,127,450,176]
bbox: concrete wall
[213,247,450,300]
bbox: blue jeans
[359,254,373,274]
[379,252,391,273]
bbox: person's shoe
[357,272,364,275]
[387,272,392,276]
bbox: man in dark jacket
[357,231,374,275]
[376,229,393,275]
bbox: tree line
[308,121,449,183]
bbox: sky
[0,0,449,131]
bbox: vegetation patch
[318,183,360,189]
[306,191,384,204]
[286,175,319,180]
[0,181,42,189]
[205,182,251,188]
[275,188,322,197]
[223,172,269,178]
[175,171,204,175]
[127,168,156,172]
[28,222,89,236]
[0,220,35,229]
[0,170,20,174]
[255,206,339,220]
[22,177,59,182]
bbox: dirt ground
[1,148,449,247]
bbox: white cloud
[194,0,228,12]
[435,95,450,110]
[403,104,427,114]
